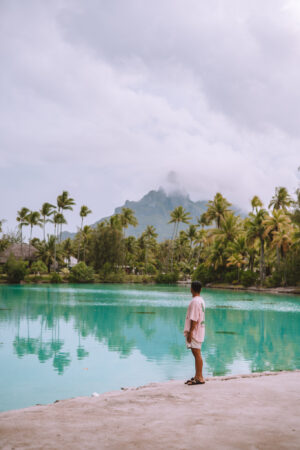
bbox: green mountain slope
[62,188,244,241]
[113,189,207,240]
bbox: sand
[0,371,299,449]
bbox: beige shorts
[186,338,202,349]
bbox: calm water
[0,284,299,412]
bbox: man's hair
[191,280,202,293]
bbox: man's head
[191,280,202,295]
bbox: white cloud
[0,0,299,233]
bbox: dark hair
[191,280,202,293]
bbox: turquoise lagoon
[0,284,299,412]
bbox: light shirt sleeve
[186,300,200,322]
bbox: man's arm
[186,320,197,343]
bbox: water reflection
[0,285,299,379]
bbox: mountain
[114,189,208,240]
[62,188,244,241]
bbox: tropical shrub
[192,264,214,285]
[69,262,94,283]
[155,272,179,284]
[240,270,258,287]
[224,271,237,284]
[100,270,125,283]
[4,255,28,283]
[50,272,62,283]
[31,260,48,274]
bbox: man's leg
[191,348,204,382]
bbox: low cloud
[0,0,299,233]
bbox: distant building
[64,256,78,268]
[0,243,38,264]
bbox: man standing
[184,280,205,385]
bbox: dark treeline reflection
[0,286,299,376]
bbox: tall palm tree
[269,187,293,211]
[53,213,67,270]
[27,210,42,242]
[245,209,268,284]
[40,203,56,241]
[197,213,209,229]
[77,205,92,260]
[16,207,29,256]
[227,253,246,282]
[63,238,73,267]
[263,210,291,266]
[205,193,231,228]
[36,236,57,272]
[57,191,75,241]
[168,206,191,269]
[185,224,198,262]
[143,225,158,272]
[212,212,240,243]
[251,196,263,213]
[120,208,138,237]
[26,211,42,259]
[81,225,92,263]
[271,227,293,285]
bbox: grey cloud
[0,0,299,231]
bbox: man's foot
[186,378,205,385]
[184,377,195,384]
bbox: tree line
[0,186,299,287]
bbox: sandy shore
[0,371,299,449]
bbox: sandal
[186,378,205,385]
[184,377,195,384]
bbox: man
[184,280,205,385]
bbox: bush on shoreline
[4,255,28,284]
[69,262,95,283]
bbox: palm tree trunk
[276,246,280,267]
[29,226,33,259]
[260,238,265,285]
[21,227,23,258]
[54,224,57,272]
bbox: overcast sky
[1,0,300,236]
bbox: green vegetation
[4,255,28,284]
[0,186,299,287]
[69,262,94,283]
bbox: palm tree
[205,193,232,228]
[27,211,42,257]
[36,236,57,272]
[197,213,209,229]
[212,212,240,243]
[269,187,293,211]
[77,205,92,260]
[245,209,268,284]
[263,210,291,266]
[40,203,56,241]
[81,225,92,262]
[63,238,73,267]
[185,224,198,262]
[143,225,158,272]
[57,191,75,241]
[227,253,246,282]
[16,207,29,255]
[251,196,263,213]
[120,208,138,237]
[53,213,66,270]
[168,206,191,269]
[271,227,293,284]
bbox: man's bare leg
[191,348,205,382]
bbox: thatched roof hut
[0,243,38,264]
